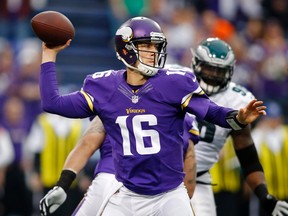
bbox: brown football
[31,11,75,48]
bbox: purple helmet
[115,17,167,76]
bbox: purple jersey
[95,114,199,183]
[183,114,200,153]
[40,62,233,195]
[94,136,115,176]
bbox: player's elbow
[41,101,59,114]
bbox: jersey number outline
[198,120,216,143]
[116,114,161,156]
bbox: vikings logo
[116,26,133,42]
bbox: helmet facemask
[132,37,167,76]
[194,60,233,95]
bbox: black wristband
[56,169,77,193]
[254,184,277,213]
[235,144,263,178]
[226,110,247,130]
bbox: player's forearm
[183,140,196,198]
[204,101,234,128]
[63,117,105,174]
[58,117,105,192]
[62,138,96,174]
[59,136,102,191]
[234,144,278,211]
[245,172,266,192]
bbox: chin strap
[117,53,158,76]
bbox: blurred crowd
[0,0,287,215]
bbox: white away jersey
[195,82,254,172]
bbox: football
[31,11,75,48]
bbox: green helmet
[192,38,235,95]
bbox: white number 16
[116,114,161,156]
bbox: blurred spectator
[251,101,288,216]
[163,6,197,66]
[191,0,262,29]
[229,35,259,92]
[0,0,33,43]
[147,0,172,25]
[196,10,236,43]
[25,112,89,215]
[0,125,15,215]
[210,138,250,216]
[0,95,32,216]
[0,38,15,111]
[247,20,288,101]
[262,0,288,35]
[108,0,149,34]
[239,18,264,45]
[8,38,42,129]
[0,0,47,48]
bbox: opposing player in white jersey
[190,38,288,216]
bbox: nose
[204,67,217,76]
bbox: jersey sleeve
[183,89,234,128]
[183,114,200,146]
[81,70,122,109]
[156,69,201,105]
[40,62,94,118]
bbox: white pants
[190,172,216,216]
[101,183,194,216]
[73,173,122,216]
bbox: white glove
[39,186,67,216]
[272,201,288,216]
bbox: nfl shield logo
[132,95,139,104]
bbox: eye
[138,43,148,48]
[137,43,158,50]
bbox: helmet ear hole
[122,49,128,55]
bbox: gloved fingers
[279,201,288,208]
[273,201,288,216]
[39,198,48,216]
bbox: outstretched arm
[232,127,288,216]
[200,98,266,130]
[39,116,106,216]
[40,41,94,118]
